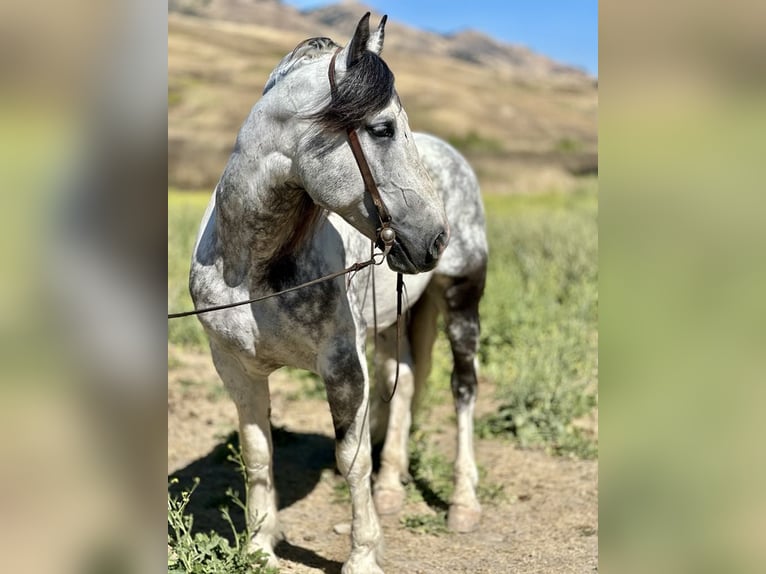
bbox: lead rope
[368,240,403,404]
[389,271,404,403]
[167,243,391,319]
[367,238,403,406]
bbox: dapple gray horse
[189,13,487,573]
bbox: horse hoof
[341,550,384,574]
[374,486,406,515]
[251,548,279,569]
[447,503,482,533]
[342,560,384,574]
[248,538,279,568]
[265,553,280,569]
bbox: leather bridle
[329,47,404,403]
[328,47,396,251]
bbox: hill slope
[168,3,597,191]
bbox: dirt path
[168,347,597,573]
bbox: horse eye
[367,123,394,138]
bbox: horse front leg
[320,341,384,574]
[210,346,280,567]
[442,272,486,533]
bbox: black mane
[311,50,395,131]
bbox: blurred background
[168,0,597,193]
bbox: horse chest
[199,282,348,371]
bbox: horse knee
[441,273,484,405]
[326,380,365,443]
[320,343,366,443]
[446,315,479,404]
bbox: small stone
[303,534,315,542]
[333,522,351,535]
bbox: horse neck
[214,115,320,286]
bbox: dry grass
[168,13,597,192]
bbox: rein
[168,48,405,402]
[328,48,394,240]
[167,244,391,319]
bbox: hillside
[168,2,598,192]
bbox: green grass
[477,181,598,457]
[399,430,506,535]
[168,180,598,457]
[167,445,277,574]
[447,130,505,154]
[168,189,210,348]
[554,136,583,153]
[400,512,450,535]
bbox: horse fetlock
[244,460,271,481]
[461,461,479,487]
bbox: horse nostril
[427,229,449,263]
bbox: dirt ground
[168,347,598,573]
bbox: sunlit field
[168,179,598,457]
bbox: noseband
[328,48,396,250]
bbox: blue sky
[283,1,598,76]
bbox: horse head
[260,13,449,274]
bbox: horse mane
[264,36,395,133]
[263,37,339,95]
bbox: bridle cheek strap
[328,47,395,250]
[329,47,402,404]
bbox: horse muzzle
[383,226,449,274]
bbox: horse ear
[367,15,387,55]
[337,12,371,70]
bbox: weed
[178,378,199,389]
[407,432,506,510]
[167,444,278,574]
[400,512,449,535]
[477,184,598,458]
[331,476,351,504]
[555,136,582,153]
[408,432,454,508]
[477,467,508,505]
[447,130,504,154]
[168,190,211,349]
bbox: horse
[189,13,488,573]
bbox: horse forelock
[310,50,395,131]
[263,32,395,131]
